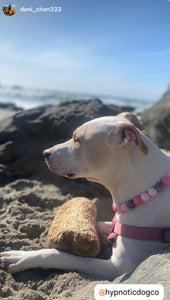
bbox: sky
[0,0,170,100]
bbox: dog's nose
[43,150,51,159]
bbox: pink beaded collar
[113,171,170,214]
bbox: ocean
[0,85,155,113]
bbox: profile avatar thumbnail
[3,3,16,16]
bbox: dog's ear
[117,112,148,136]
[108,122,148,155]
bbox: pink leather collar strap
[108,214,170,244]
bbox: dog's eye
[73,136,80,144]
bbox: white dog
[1,112,170,280]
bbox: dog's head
[43,113,148,184]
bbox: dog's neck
[101,136,169,201]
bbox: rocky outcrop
[0,102,23,122]
[141,85,170,149]
[0,99,132,185]
[0,102,22,111]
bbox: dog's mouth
[46,164,76,179]
[63,173,76,179]
[44,158,77,179]
[45,163,76,179]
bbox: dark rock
[141,85,170,149]
[0,99,133,186]
[0,102,22,111]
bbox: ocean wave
[0,85,155,113]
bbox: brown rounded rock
[47,197,100,257]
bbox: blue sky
[0,0,170,100]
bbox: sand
[0,179,113,300]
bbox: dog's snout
[43,150,51,159]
